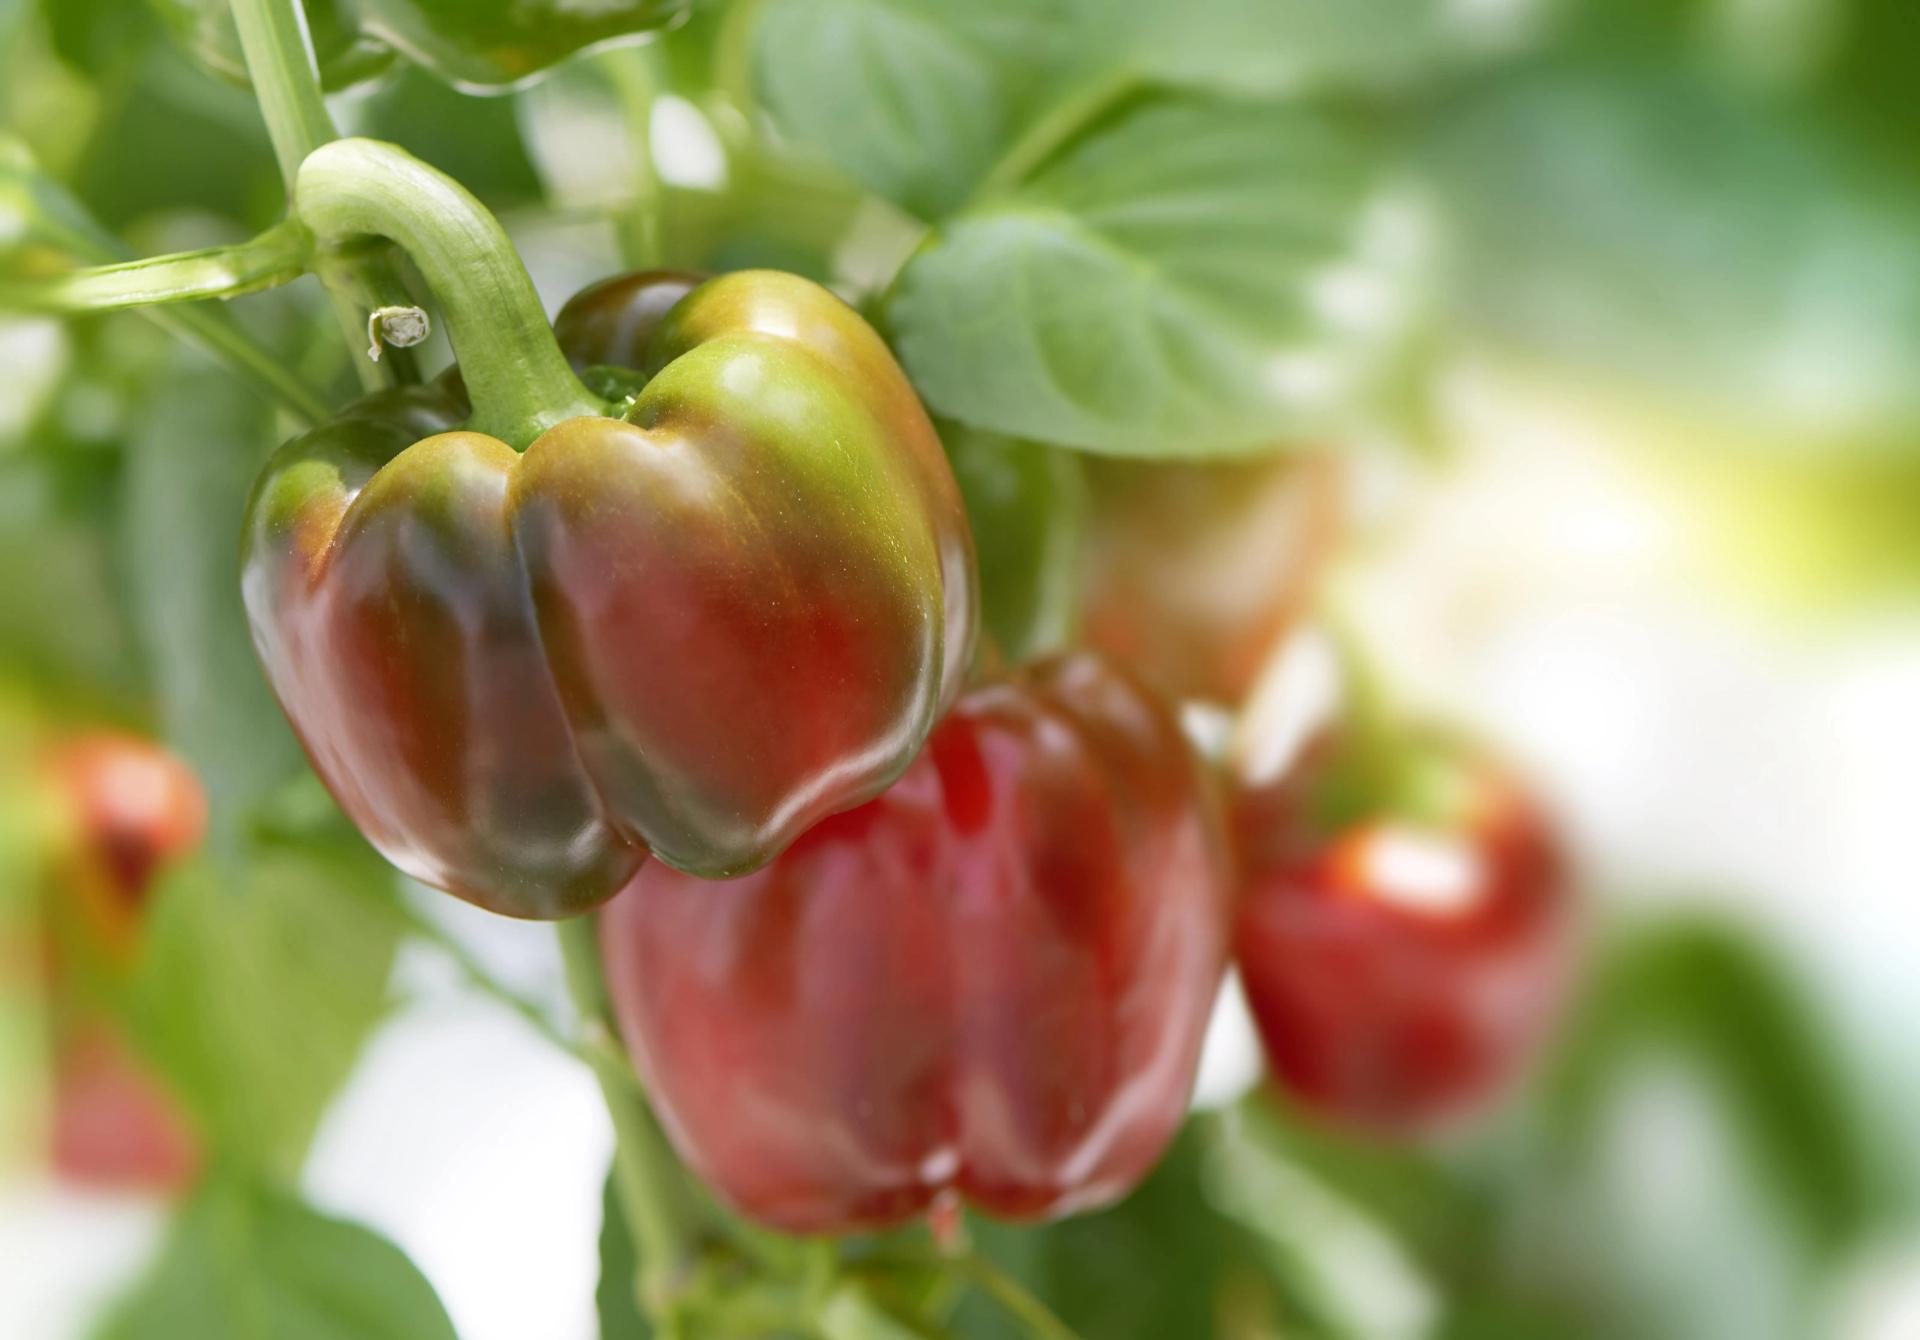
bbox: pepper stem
[228,0,423,389]
[295,138,609,449]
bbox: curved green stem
[556,917,702,1331]
[296,138,608,448]
[0,221,312,313]
[1,142,329,424]
[601,46,665,270]
[952,1255,1085,1340]
[854,1248,1085,1340]
[228,0,423,390]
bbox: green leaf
[754,0,1061,220]
[961,1125,1287,1340]
[943,424,1086,661]
[0,446,147,711]
[93,1175,456,1340]
[126,834,404,1178]
[754,0,1511,219]
[596,1170,653,1340]
[1203,1113,1438,1340]
[120,350,303,847]
[1423,57,1920,445]
[1540,916,1877,1256]
[888,96,1425,455]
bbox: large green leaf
[120,350,303,847]
[888,96,1424,455]
[126,834,404,1178]
[754,0,1515,219]
[93,1175,456,1340]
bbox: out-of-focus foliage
[92,1174,457,1340]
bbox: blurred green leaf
[120,350,304,847]
[1203,1112,1439,1340]
[93,1174,456,1340]
[1227,1096,1490,1292]
[126,833,403,1179]
[72,45,281,230]
[0,443,147,712]
[942,424,1086,662]
[346,66,544,209]
[754,0,1512,220]
[959,1126,1282,1340]
[597,1170,653,1340]
[1424,56,1920,446]
[1541,917,1877,1255]
[887,96,1426,456]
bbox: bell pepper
[598,653,1229,1233]
[153,0,686,93]
[1231,723,1573,1133]
[242,142,974,918]
[1081,454,1344,705]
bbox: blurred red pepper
[600,653,1229,1233]
[44,733,206,959]
[50,1017,200,1193]
[1080,454,1344,705]
[39,733,206,1191]
[1232,727,1573,1134]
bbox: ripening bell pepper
[599,653,1229,1233]
[1232,724,1573,1133]
[243,249,975,917]
[154,0,686,93]
[1081,454,1344,705]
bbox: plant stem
[556,916,701,1332]
[0,221,312,312]
[954,1255,1086,1340]
[383,896,601,1066]
[227,0,422,390]
[601,47,665,270]
[0,144,329,424]
[296,139,607,447]
[967,70,1139,205]
[855,1248,1086,1340]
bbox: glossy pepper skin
[600,653,1229,1234]
[1081,455,1344,705]
[1232,729,1572,1134]
[242,269,975,918]
[152,0,684,94]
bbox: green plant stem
[954,1255,1086,1340]
[556,916,701,1335]
[1,145,329,423]
[228,0,422,389]
[385,896,602,1067]
[601,47,666,269]
[857,1249,1086,1340]
[968,70,1139,205]
[0,222,312,312]
[295,139,607,447]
